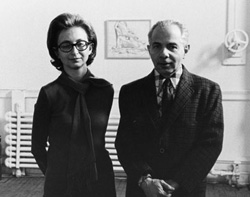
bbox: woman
[31,13,116,197]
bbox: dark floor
[0,176,250,197]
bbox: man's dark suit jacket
[115,66,224,197]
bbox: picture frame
[105,20,151,59]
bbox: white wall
[0,0,240,91]
[1,0,250,183]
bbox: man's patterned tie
[162,78,174,115]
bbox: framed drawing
[105,20,151,59]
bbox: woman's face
[56,27,92,73]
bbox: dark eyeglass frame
[57,40,92,53]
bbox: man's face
[147,24,186,78]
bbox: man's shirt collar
[154,65,183,90]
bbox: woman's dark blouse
[31,73,116,196]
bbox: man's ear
[147,45,150,51]
[184,45,190,54]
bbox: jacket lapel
[140,67,195,133]
[161,67,195,131]
[141,71,162,131]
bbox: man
[115,20,224,197]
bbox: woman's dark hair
[47,13,97,71]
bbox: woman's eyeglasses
[57,40,92,53]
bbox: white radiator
[4,109,125,177]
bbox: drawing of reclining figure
[114,21,146,50]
